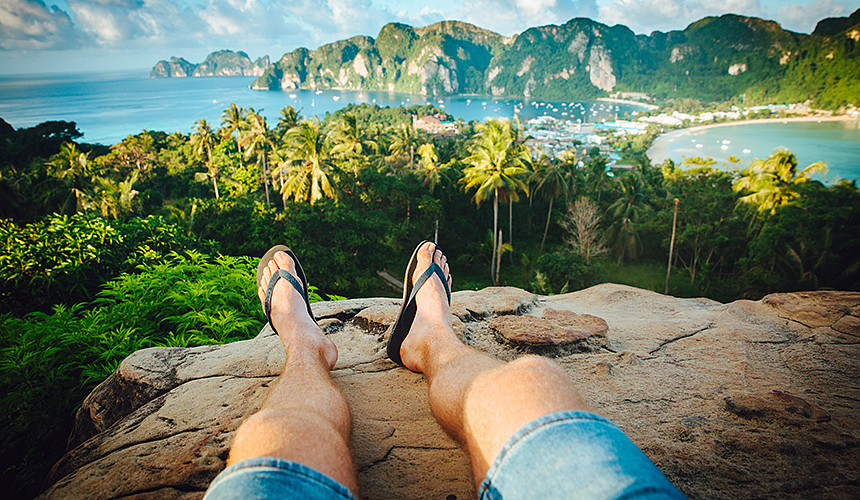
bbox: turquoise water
[648,120,860,184]
[0,70,639,145]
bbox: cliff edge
[40,284,860,499]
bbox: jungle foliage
[1,101,859,498]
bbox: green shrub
[191,198,396,296]
[0,250,334,499]
[534,252,602,294]
[0,214,195,314]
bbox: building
[412,114,460,136]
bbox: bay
[648,119,860,184]
[0,69,639,145]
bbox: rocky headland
[148,10,860,106]
[40,284,859,499]
[150,50,269,78]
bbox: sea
[647,120,860,184]
[0,70,638,144]
[1,69,858,183]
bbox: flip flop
[256,245,316,335]
[386,240,451,367]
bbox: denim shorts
[203,411,685,499]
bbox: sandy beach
[646,115,858,164]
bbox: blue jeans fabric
[203,457,357,500]
[478,410,685,499]
[203,410,684,499]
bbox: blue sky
[0,0,856,75]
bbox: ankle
[402,323,461,374]
[282,329,338,369]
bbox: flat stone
[724,391,831,425]
[489,314,587,345]
[542,308,608,338]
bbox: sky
[0,0,856,75]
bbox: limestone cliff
[40,285,860,499]
[240,10,860,106]
[252,21,500,96]
[150,57,195,78]
[150,50,269,78]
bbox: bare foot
[399,242,460,373]
[258,250,338,369]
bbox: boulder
[40,284,860,499]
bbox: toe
[273,250,295,271]
[258,262,275,305]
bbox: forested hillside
[228,10,860,108]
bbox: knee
[472,356,568,394]
[235,409,290,436]
[505,356,567,383]
[235,407,351,445]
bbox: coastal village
[510,97,857,170]
[410,96,849,171]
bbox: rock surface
[41,285,860,499]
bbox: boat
[288,93,297,99]
[742,148,751,154]
[696,143,704,148]
[315,90,323,95]
[332,95,340,101]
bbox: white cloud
[593,0,853,34]
[596,0,770,33]
[1,0,856,75]
[455,0,599,34]
[775,0,853,33]
[0,0,87,49]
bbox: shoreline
[647,115,858,164]
[596,97,658,110]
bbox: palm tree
[586,155,610,202]
[607,174,646,267]
[329,113,377,172]
[418,143,444,190]
[278,121,340,205]
[390,121,419,170]
[733,150,827,215]
[191,119,220,199]
[241,109,272,207]
[461,119,531,284]
[532,157,571,254]
[46,142,91,213]
[92,170,140,220]
[276,105,301,138]
[221,103,245,170]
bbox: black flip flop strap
[407,263,451,307]
[265,268,308,327]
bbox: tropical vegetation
[1,102,858,499]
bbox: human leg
[395,242,683,498]
[213,250,358,497]
[395,242,588,485]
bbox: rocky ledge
[40,284,859,499]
